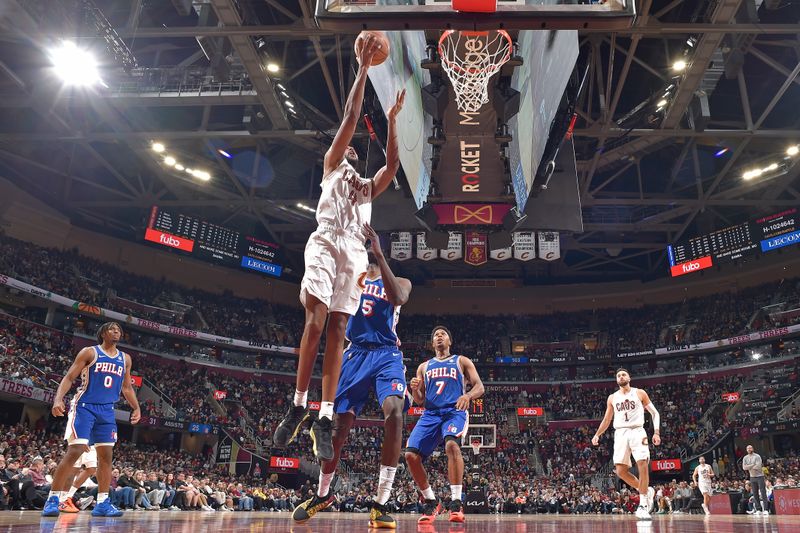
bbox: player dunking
[292,224,411,529]
[405,327,484,524]
[273,33,406,462]
[693,456,714,515]
[592,368,661,520]
[42,322,140,517]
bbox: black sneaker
[292,492,334,523]
[310,416,334,461]
[369,501,396,529]
[448,498,465,522]
[272,405,309,448]
[417,498,442,524]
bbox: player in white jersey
[693,456,714,515]
[273,33,406,462]
[592,368,661,520]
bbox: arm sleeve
[645,402,660,431]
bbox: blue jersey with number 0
[345,276,400,347]
[423,355,464,410]
[75,345,126,405]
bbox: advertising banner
[651,459,682,472]
[516,407,544,417]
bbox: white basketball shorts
[613,426,650,467]
[300,225,367,316]
[73,445,98,469]
[699,482,712,495]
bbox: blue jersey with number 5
[345,276,400,347]
[75,346,126,405]
[423,355,464,410]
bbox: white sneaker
[169,505,180,510]
[647,487,655,511]
[635,505,652,520]
[760,510,770,516]
[78,496,94,510]
[747,509,756,514]
[702,504,710,515]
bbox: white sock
[66,486,77,499]
[421,486,435,500]
[293,389,308,408]
[450,485,462,500]
[48,490,61,501]
[318,471,334,497]
[640,493,648,508]
[319,401,334,420]
[98,492,109,504]
[375,465,397,505]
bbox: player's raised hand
[363,223,382,257]
[591,435,600,446]
[387,89,405,121]
[51,398,66,417]
[409,377,421,392]
[130,407,141,424]
[356,33,380,68]
[652,433,661,446]
[456,394,471,411]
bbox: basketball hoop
[470,439,481,456]
[438,29,512,113]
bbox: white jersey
[611,387,644,429]
[696,464,713,483]
[316,160,373,236]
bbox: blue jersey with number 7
[423,355,465,410]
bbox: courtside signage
[669,256,712,277]
[269,456,300,470]
[651,459,682,472]
[516,407,544,417]
[144,228,195,252]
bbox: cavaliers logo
[454,205,493,224]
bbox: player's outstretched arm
[591,396,614,446]
[363,222,411,306]
[372,90,405,199]
[638,389,661,446]
[122,353,141,424]
[323,35,381,176]
[51,347,95,417]
[409,362,427,406]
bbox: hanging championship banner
[538,232,561,261]
[464,232,487,266]
[513,232,536,261]
[441,232,463,261]
[489,247,512,261]
[417,233,437,261]
[390,232,412,261]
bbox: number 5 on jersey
[361,298,375,317]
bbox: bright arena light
[742,169,762,180]
[194,170,211,181]
[657,99,668,107]
[266,63,280,73]
[50,41,102,86]
[285,100,294,108]
[672,60,687,72]
[174,164,185,171]
[164,156,176,166]
[788,145,799,156]
[217,149,232,159]
[151,142,165,153]
[765,163,779,171]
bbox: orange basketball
[355,31,390,66]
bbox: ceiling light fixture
[50,41,102,86]
[672,60,687,72]
[151,142,165,153]
[217,149,232,159]
[266,63,280,73]
[788,145,799,156]
[164,156,176,166]
[657,99,668,107]
[175,164,185,171]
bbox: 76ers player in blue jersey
[292,223,411,529]
[406,326,484,524]
[42,322,140,517]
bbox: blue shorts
[64,402,117,447]
[406,408,469,459]
[335,344,407,417]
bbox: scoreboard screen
[667,208,798,277]
[144,206,283,277]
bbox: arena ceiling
[0,0,799,284]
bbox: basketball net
[470,439,481,456]
[438,30,512,113]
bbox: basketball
[354,31,390,66]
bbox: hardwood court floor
[6,510,799,532]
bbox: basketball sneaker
[368,501,396,529]
[448,499,465,522]
[92,499,124,517]
[292,492,335,523]
[41,495,60,517]
[273,405,310,448]
[647,487,655,512]
[58,497,80,513]
[635,503,652,520]
[310,416,334,462]
[417,498,442,524]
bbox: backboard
[316,0,635,32]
